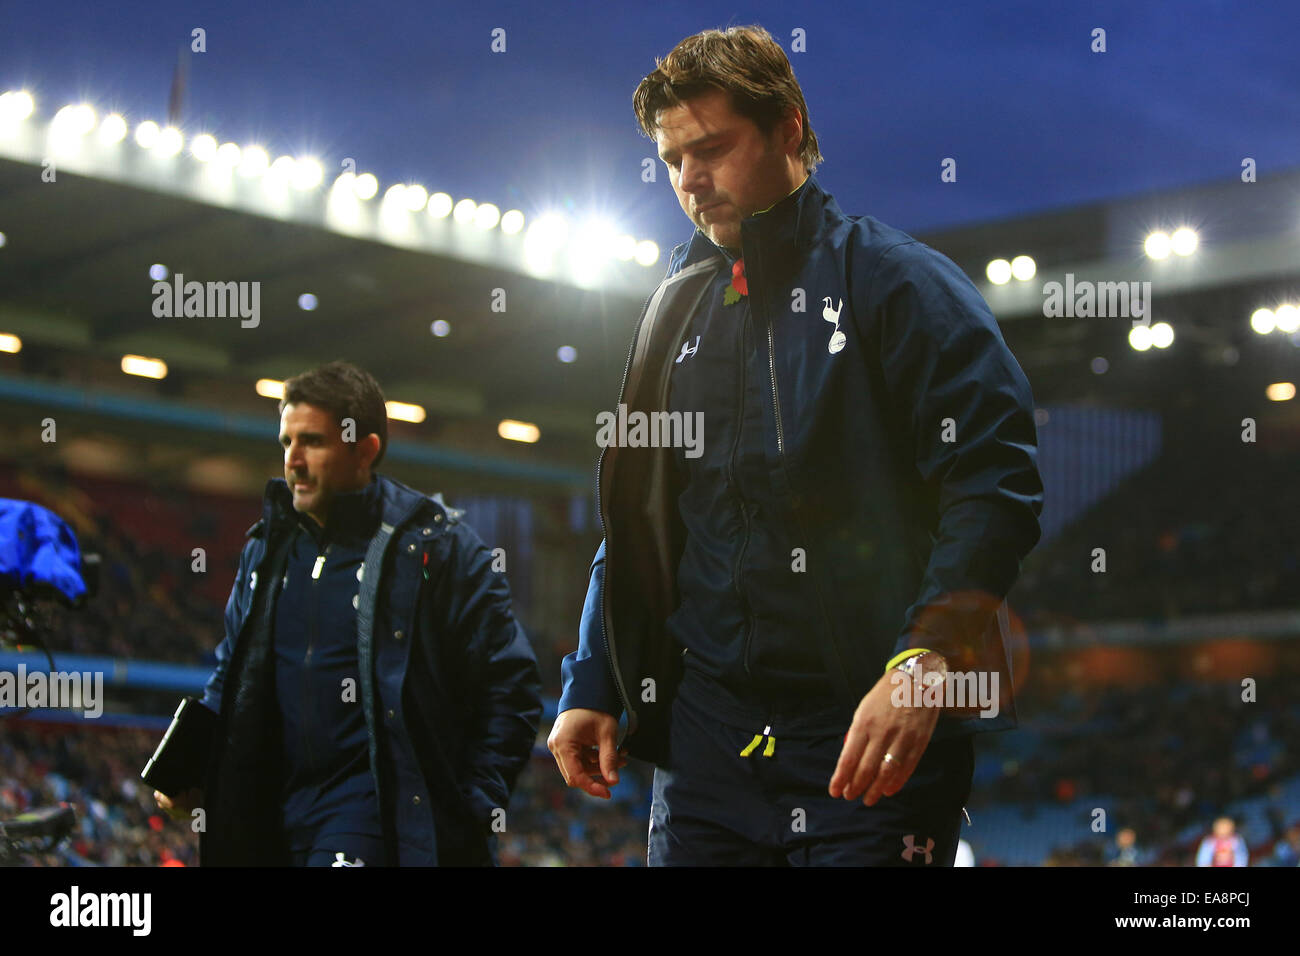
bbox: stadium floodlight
[52,103,96,135]
[986,258,1012,284]
[634,240,659,267]
[255,379,284,399]
[352,172,378,200]
[332,171,356,191]
[1250,308,1276,335]
[149,263,168,281]
[98,113,127,145]
[134,120,160,149]
[0,232,6,248]
[523,213,569,274]
[215,142,242,167]
[453,198,477,224]
[1266,382,1296,402]
[239,145,269,177]
[190,133,218,162]
[614,235,637,260]
[569,219,617,286]
[404,184,429,212]
[48,104,96,156]
[385,401,426,423]
[474,202,500,230]
[156,126,183,157]
[498,419,540,443]
[1274,304,1299,333]
[1170,227,1198,256]
[298,293,318,311]
[0,90,36,125]
[121,354,167,379]
[292,157,323,190]
[267,155,296,182]
[1010,255,1036,281]
[427,192,453,218]
[1150,321,1174,348]
[378,184,414,237]
[430,320,451,337]
[557,345,577,363]
[1128,324,1153,350]
[1144,231,1171,259]
[0,333,21,354]
[500,209,525,234]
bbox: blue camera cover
[0,499,87,604]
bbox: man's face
[656,87,802,253]
[279,402,369,526]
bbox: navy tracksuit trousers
[648,675,974,866]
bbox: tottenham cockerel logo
[822,297,845,354]
[676,335,700,364]
[901,834,935,864]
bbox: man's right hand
[153,787,203,822]
[547,708,628,800]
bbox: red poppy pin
[723,258,748,305]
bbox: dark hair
[633,25,823,173]
[279,360,388,467]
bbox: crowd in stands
[969,676,1300,865]
[5,670,1297,866]
[1016,439,1298,626]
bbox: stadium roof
[2,99,1298,494]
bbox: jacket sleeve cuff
[558,649,623,716]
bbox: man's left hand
[828,654,945,806]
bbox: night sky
[3,0,1297,253]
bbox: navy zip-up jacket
[666,239,831,707]
[274,477,382,850]
[559,173,1044,764]
[199,473,542,866]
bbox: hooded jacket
[559,173,1044,766]
[198,473,541,865]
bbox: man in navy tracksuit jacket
[154,362,541,866]
[549,26,1044,866]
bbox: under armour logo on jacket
[331,852,366,867]
[823,297,845,354]
[675,335,701,364]
[901,834,935,864]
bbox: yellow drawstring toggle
[740,725,775,757]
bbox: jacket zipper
[304,538,331,777]
[766,320,785,456]
[593,285,659,726]
[736,306,756,678]
[751,242,852,703]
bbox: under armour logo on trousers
[901,834,935,863]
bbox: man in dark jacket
[549,26,1043,865]
[154,361,541,866]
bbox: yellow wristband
[885,648,934,673]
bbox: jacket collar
[295,475,383,545]
[259,473,448,540]
[670,172,840,277]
